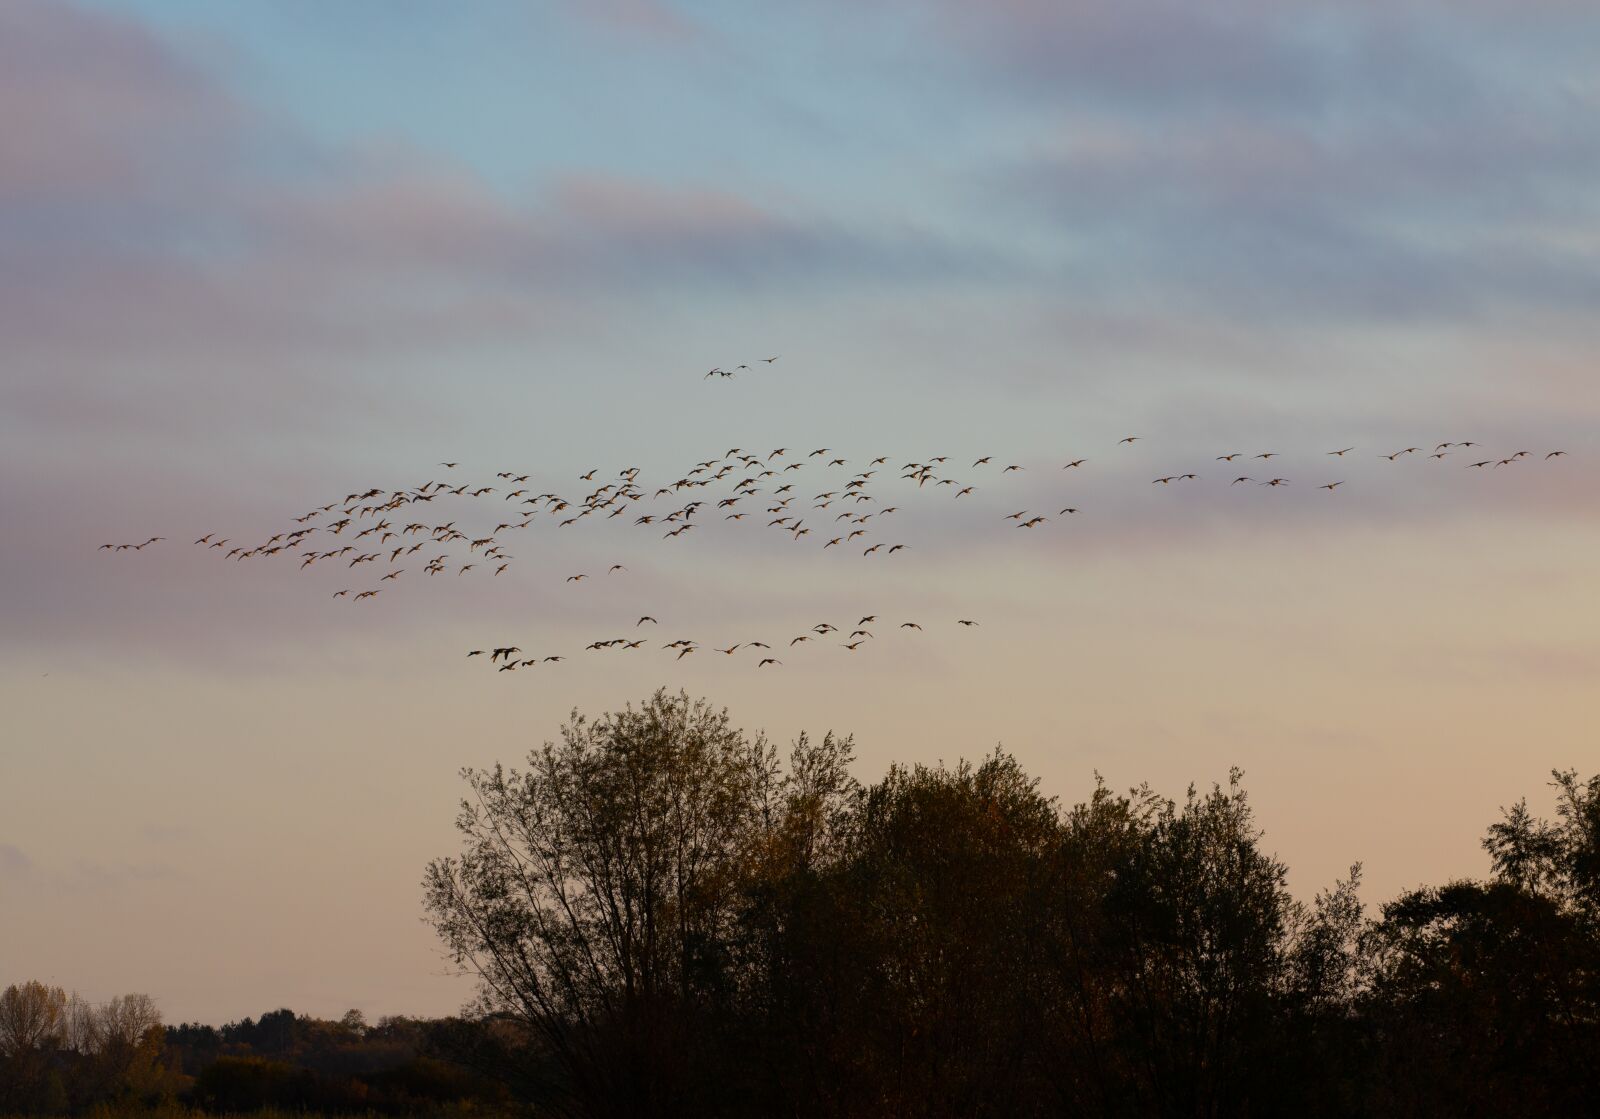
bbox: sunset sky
[3,0,1598,1025]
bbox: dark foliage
[422,691,1600,1119]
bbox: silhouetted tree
[423,688,854,1118]
[1360,768,1600,1116]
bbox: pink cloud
[581,0,697,41]
[0,0,237,200]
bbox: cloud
[0,844,32,877]
[824,0,1600,322]
[1001,112,1600,321]
[0,842,177,893]
[579,0,697,41]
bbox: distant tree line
[423,689,1600,1118]
[0,988,170,1114]
[0,996,507,1116]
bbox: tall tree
[424,689,850,1118]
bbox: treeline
[0,990,170,1114]
[0,996,508,1116]
[6,689,1597,1118]
[424,690,1600,1118]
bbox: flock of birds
[465,614,982,673]
[98,432,1572,674]
[705,355,781,379]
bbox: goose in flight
[957,619,978,626]
[1329,447,1353,456]
[1319,482,1344,490]
[758,658,781,667]
[1118,436,1139,444]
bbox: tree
[423,689,851,1119]
[1038,771,1307,1118]
[799,750,1061,1117]
[0,982,68,1113]
[0,982,66,1061]
[1360,768,1600,1116]
[1484,768,1600,917]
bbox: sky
[2,0,1598,1025]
